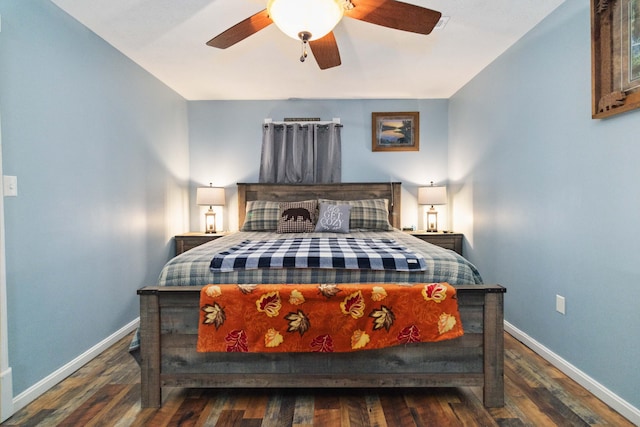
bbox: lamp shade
[418,185,447,206]
[267,0,344,41]
[196,186,225,206]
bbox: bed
[136,182,505,408]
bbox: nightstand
[174,232,227,255]
[409,231,463,256]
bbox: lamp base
[425,207,439,235]
[204,209,217,234]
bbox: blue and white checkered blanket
[210,237,427,272]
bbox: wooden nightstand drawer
[175,232,227,255]
[408,232,463,256]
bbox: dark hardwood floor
[1,332,633,426]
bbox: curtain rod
[264,118,341,125]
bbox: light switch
[3,176,17,197]
[556,295,566,315]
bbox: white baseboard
[504,321,640,426]
[1,367,13,423]
[10,318,139,416]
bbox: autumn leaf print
[422,283,448,303]
[289,289,305,305]
[225,329,248,352]
[204,285,222,298]
[318,284,341,298]
[438,313,457,335]
[351,329,370,350]
[310,334,334,352]
[256,291,282,317]
[285,310,310,336]
[369,305,396,331]
[340,290,366,319]
[201,302,226,329]
[371,286,387,301]
[237,284,257,294]
[264,328,284,348]
[397,325,421,344]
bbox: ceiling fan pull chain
[298,31,311,63]
[300,39,308,62]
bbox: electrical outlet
[556,295,566,315]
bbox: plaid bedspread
[210,237,427,272]
[157,230,483,287]
[129,230,483,354]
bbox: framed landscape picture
[371,112,419,152]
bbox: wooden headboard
[237,182,402,229]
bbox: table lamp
[196,184,225,233]
[418,182,447,232]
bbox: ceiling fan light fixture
[267,0,344,41]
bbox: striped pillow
[318,198,393,231]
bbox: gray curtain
[259,122,342,184]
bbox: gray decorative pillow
[317,198,393,231]
[277,200,318,233]
[315,203,351,233]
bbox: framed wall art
[591,0,640,118]
[371,112,419,152]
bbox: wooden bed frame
[137,182,506,408]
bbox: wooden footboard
[137,284,505,408]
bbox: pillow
[315,203,351,233]
[277,200,318,233]
[318,198,393,231]
[240,200,280,231]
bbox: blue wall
[0,0,189,395]
[188,99,450,231]
[449,0,640,410]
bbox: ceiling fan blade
[346,0,441,35]
[309,32,342,70]
[206,9,273,49]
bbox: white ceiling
[51,0,565,101]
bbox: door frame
[0,114,15,421]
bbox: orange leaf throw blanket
[197,283,463,353]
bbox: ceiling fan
[206,0,442,70]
